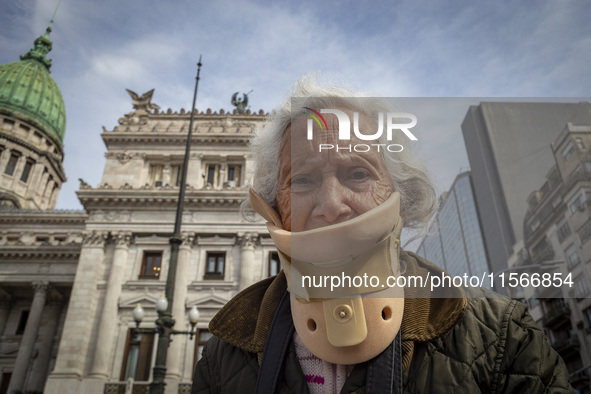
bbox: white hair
[248,74,437,231]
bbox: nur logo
[302,107,418,152]
[303,107,329,134]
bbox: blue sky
[1,0,590,210]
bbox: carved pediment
[119,294,160,309]
[187,294,229,309]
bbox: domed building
[0,18,272,394]
[0,20,66,210]
[0,20,86,394]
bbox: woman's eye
[292,176,313,185]
[350,169,370,180]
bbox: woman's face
[276,109,393,232]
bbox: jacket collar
[209,251,467,353]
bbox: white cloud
[0,0,590,210]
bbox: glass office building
[416,171,491,288]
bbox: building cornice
[101,110,266,149]
[0,248,80,261]
[101,133,252,147]
[116,109,267,127]
[0,210,87,224]
[77,187,247,210]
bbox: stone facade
[507,123,591,392]
[0,114,66,210]
[0,211,85,393]
[0,89,276,394]
[0,21,67,212]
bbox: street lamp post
[133,300,200,340]
[133,57,203,394]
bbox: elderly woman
[192,77,574,394]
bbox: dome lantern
[0,18,66,146]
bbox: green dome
[0,24,66,145]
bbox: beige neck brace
[249,189,404,364]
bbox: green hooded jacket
[192,252,575,393]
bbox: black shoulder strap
[255,291,294,394]
[365,330,403,394]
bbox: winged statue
[126,89,161,112]
[231,91,253,114]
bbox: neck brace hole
[382,307,392,321]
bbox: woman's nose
[312,177,352,225]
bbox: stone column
[220,162,227,187]
[43,178,55,202]
[7,281,49,394]
[12,155,25,183]
[35,169,49,203]
[243,153,253,188]
[188,153,202,188]
[90,231,132,379]
[45,231,107,394]
[48,183,60,208]
[27,295,62,392]
[0,146,8,168]
[0,291,13,336]
[163,163,172,186]
[25,162,45,200]
[239,233,257,290]
[166,232,194,390]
